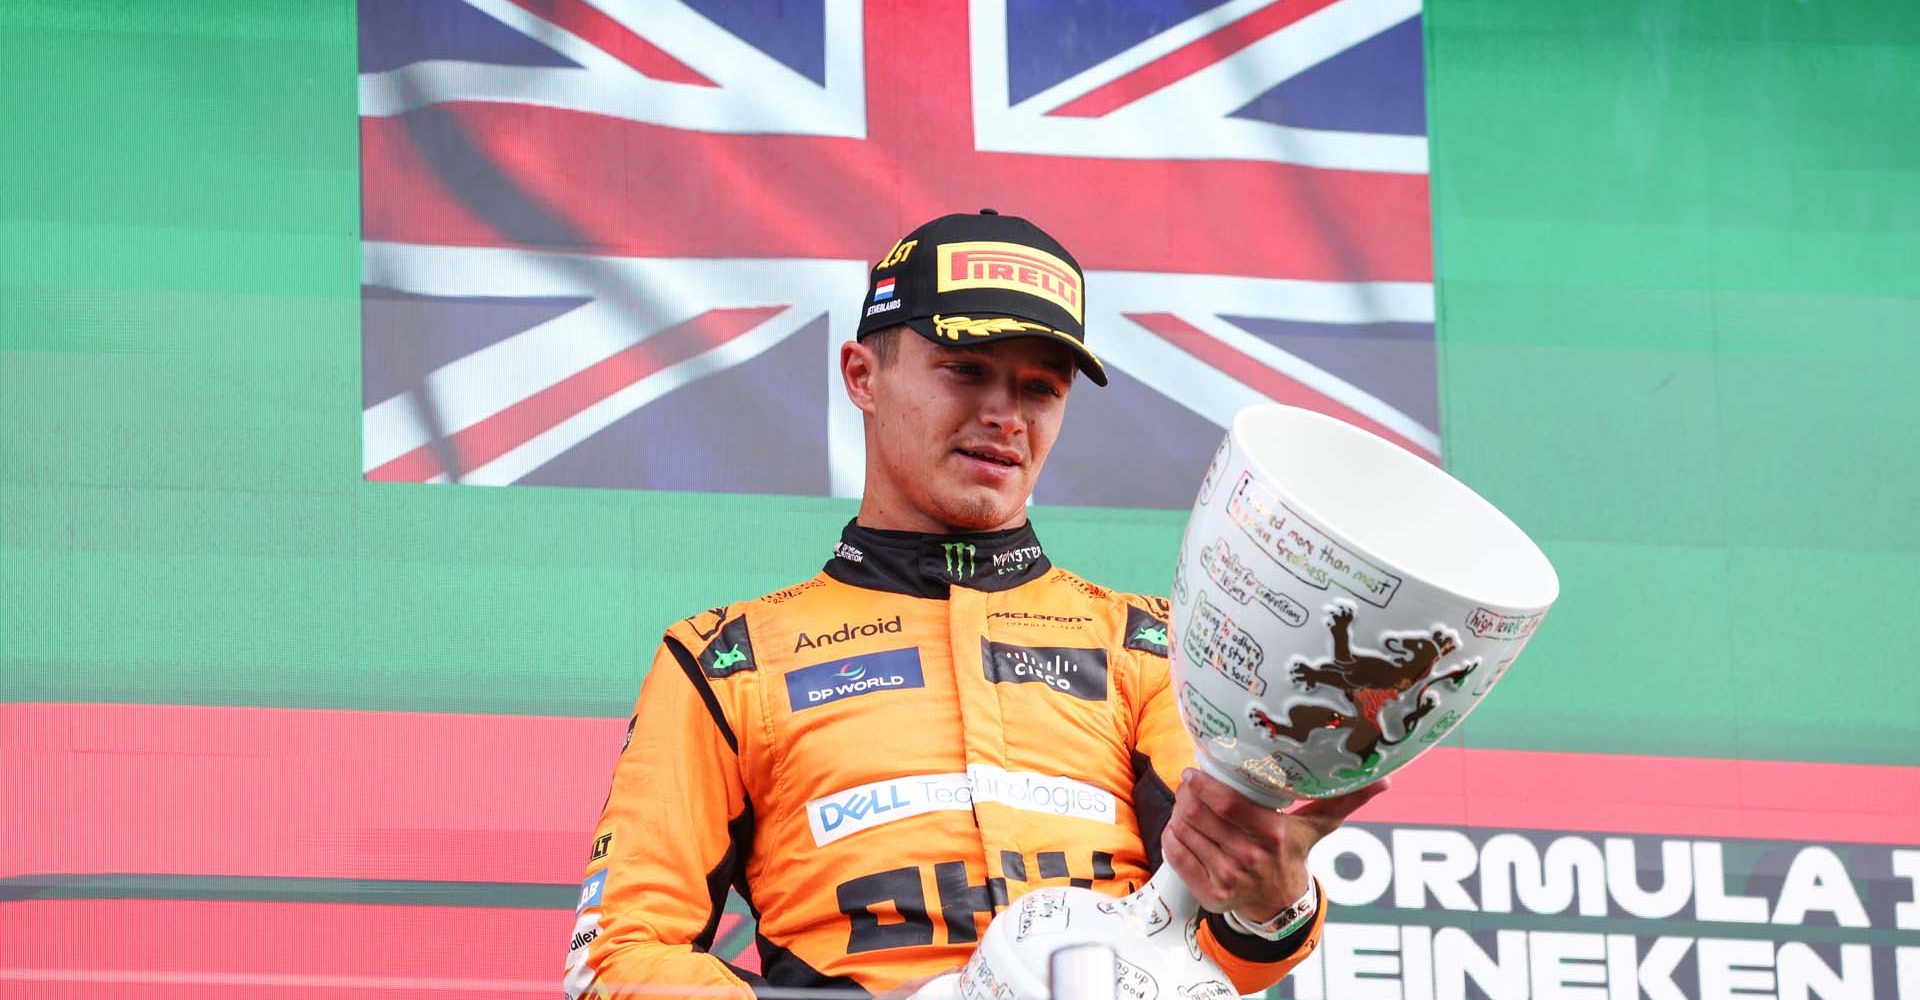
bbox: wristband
[1222,879,1318,941]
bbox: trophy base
[1194,753,1296,810]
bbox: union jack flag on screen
[359,0,1436,508]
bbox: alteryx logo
[786,646,923,711]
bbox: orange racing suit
[564,521,1326,998]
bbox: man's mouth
[956,447,1020,468]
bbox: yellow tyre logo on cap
[932,315,1056,340]
[930,317,1096,369]
[936,241,1082,322]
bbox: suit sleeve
[564,634,762,1000]
[1127,616,1326,996]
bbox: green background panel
[3,0,1918,769]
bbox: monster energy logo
[942,542,978,579]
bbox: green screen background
[5,0,1915,764]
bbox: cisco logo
[980,639,1107,701]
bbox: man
[564,211,1383,1000]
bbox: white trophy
[949,403,1560,1000]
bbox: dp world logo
[785,647,925,712]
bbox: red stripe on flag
[5,704,1917,886]
[1127,311,1437,459]
[357,111,1432,284]
[503,0,716,86]
[1047,0,1347,119]
[366,306,786,483]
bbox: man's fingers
[1289,778,1390,835]
[1175,786,1265,870]
[1183,768,1283,836]
[1170,786,1237,859]
[1161,826,1230,909]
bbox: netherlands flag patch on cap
[873,278,896,302]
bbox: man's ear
[841,339,880,415]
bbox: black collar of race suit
[824,519,1052,598]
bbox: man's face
[851,330,1076,532]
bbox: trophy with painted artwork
[945,403,1560,1000]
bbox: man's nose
[977,379,1024,434]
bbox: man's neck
[827,518,1051,597]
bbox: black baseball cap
[856,209,1108,386]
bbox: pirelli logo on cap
[936,241,1082,322]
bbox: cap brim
[901,314,1109,387]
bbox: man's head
[843,210,1107,533]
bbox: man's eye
[1028,381,1063,398]
[946,364,984,378]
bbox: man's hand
[1162,768,1387,925]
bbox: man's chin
[933,488,1026,533]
